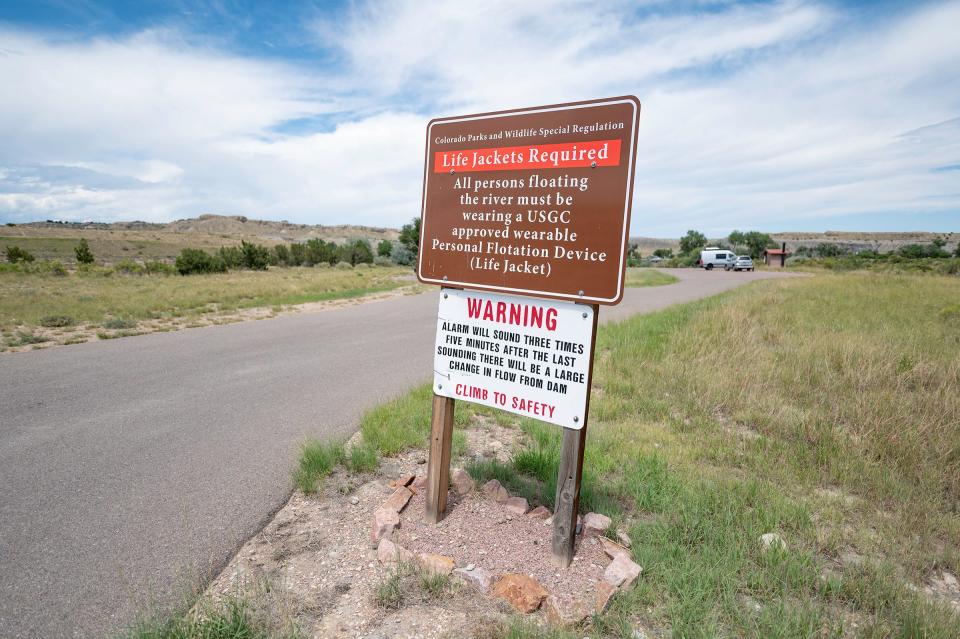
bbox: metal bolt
[591,161,597,168]
[442,275,448,281]
[438,384,443,390]
[450,169,455,175]
[582,312,588,318]
[443,293,448,299]
[578,290,584,297]
[573,416,579,423]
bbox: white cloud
[0,1,958,234]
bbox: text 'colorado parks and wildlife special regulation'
[434,289,594,429]
[418,96,641,305]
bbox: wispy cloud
[0,1,957,234]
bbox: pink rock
[599,536,631,561]
[503,496,529,515]
[482,479,510,503]
[543,593,589,626]
[583,512,612,534]
[387,474,415,489]
[371,507,400,544]
[603,553,642,589]
[381,486,413,513]
[417,552,455,576]
[454,565,495,593]
[594,580,617,614]
[451,468,475,496]
[410,475,427,494]
[377,538,413,565]
[492,573,549,613]
[527,505,551,520]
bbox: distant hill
[630,231,958,254]
[2,215,400,264]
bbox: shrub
[175,248,226,275]
[103,318,138,329]
[40,315,75,328]
[273,244,291,266]
[335,261,353,270]
[338,239,374,265]
[373,256,393,267]
[305,238,338,266]
[288,242,306,266]
[144,260,176,275]
[377,239,393,257]
[74,238,95,264]
[390,243,414,266]
[217,245,243,269]
[47,260,67,276]
[5,245,34,263]
[240,240,271,270]
[112,259,144,275]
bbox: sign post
[417,96,641,566]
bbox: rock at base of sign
[492,574,549,613]
[454,565,495,593]
[583,512,612,534]
[410,475,428,495]
[543,593,590,626]
[417,553,456,576]
[388,474,415,490]
[381,486,414,514]
[377,538,413,565]
[603,553,642,589]
[371,508,400,544]
[503,496,529,515]
[482,479,510,503]
[451,468,475,496]
[527,505,551,520]
[616,529,632,548]
[599,537,631,561]
[594,580,618,614]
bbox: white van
[699,248,736,270]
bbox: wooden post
[425,393,455,523]
[552,304,600,568]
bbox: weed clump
[293,440,345,494]
[39,315,75,328]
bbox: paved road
[0,268,792,638]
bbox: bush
[218,245,243,269]
[390,243,414,266]
[377,239,393,257]
[373,256,394,267]
[240,240,271,270]
[288,243,306,266]
[175,248,227,275]
[5,245,34,263]
[112,259,144,275]
[47,260,67,276]
[339,239,374,266]
[102,318,138,329]
[273,244,291,266]
[74,238,95,264]
[335,261,353,270]
[144,260,176,275]
[40,315,75,327]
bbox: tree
[652,248,673,258]
[273,244,291,266]
[175,249,226,275]
[743,231,776,259]
[399,217,421,255]
[74,238,94,264]
[5,245,35,263]
[728,230,746,249]
[955,243,960,258]
[679,230,707,255]
[240,240,271,270]
[340,239,374,265]
[391,243,414,266]
[377,239,393,258]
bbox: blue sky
[0,0,957,236]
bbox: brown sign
[417,96,641,305]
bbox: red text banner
[434,140,621,173]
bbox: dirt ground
[202,419,637,638]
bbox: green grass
[293,439,345,494]
[624,268,679,287]
[357,271,960,637]
[0,265,411,332]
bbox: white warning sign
[433,288,594,429]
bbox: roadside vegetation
[0,265,414,351]
[352,271,960,637]
[624,268,678,287]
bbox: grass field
[625,268,679,287]
[0,265,414,351]
[356,271,960,637]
